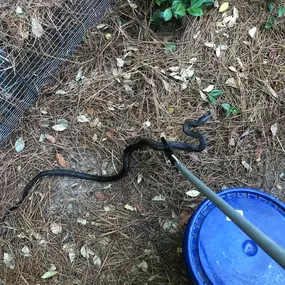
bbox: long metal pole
[172,155,285,269]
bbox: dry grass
[0,1,285,284]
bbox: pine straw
[1,1,285,284]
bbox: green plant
[152,0,214,23]
[164,43,177,54]
[221,103,240,117]
[206,90,240,117]
[207,89,223,104]
[265,1,285,28]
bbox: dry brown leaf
[216,46,221,57]
[116,58,124,67]
[226,77,239,89]
[162,79,171,92]
[96,23,107,29]
[146,78,156,87]
[255,149,263,163]
[233,7,239,18]
[181,83,188,91]
[276,184,282,190]
[228,66,238,73]
[219,2,229,12]
[186,190,200,197]
[45,134,56,143]
[56,153,67,168]
[31,17,43,38]
[240,128,250,139]
[196,77,202,87]
[135,203,144,213]
[77,218,88,225]
[106,130,114,138]
[143,121,151,128]
[270,123,278,137]
[50,223,62,234]
[124,204,136,211]
[263,80,278,98]
[238,72,249,79]
[189,57,198,63]
[193,30,201,39]
[180,68,194,79]
[95,193,105,201]
[228,17,237,27]
[137,173,143,184]
[199,90,208,101]
[177,210,191,229]
[204,42,216,48]
[222,15,233,24]
[237,57,245,71]
[168,66,180,72]
[86,107,94,116]
[21,246,31,257]
[216,21,226,28]
[220,45,228,51]
[242,160,252,171]
[248,27,257,39]
[229,138,235,146]
[203,85,215,92]
[4,253,15,269]
[92,134,98,142]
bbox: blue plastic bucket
[183,188,285,285]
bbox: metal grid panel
[0,0,113,145]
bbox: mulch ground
[0,1,285,284]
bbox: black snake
[3,113,211,218]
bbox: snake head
[198,112,212,125]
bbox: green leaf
[164,43,177,54]
[221,103,240,117]
[231,107,241,115]
[208,89,223,97]
[277,7,285,17]
[267,2,273,12]
[163,8,173,21]
[187,7,203,16]
[119,17,127,25]
[151,11,164,24]
[269,17,276,23]
[156,0,166,6]
[221,103,231,111]
[203,0,214,6]
[172,0,182,9]
[190,0,213,8]
[191,0,205,8]
[265,17,276,28]
[174,3,186,17]
[208,95,216,104]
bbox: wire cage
[0,0,113,146]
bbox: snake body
[6,113,211,215]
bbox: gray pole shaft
[172,155,285,269]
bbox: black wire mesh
[0,0,113,145]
